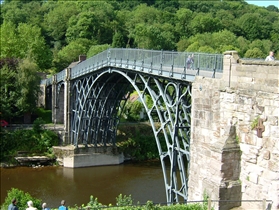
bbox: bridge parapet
[41,48,223,86]
[70,48,223,81]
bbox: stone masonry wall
[188,51,279,210]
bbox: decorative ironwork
[69,67,191,203]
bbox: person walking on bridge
[265,51,275,61]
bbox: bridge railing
[42,48,223,85]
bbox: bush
[116,194,133,206]
[1,188,42,210]
[0,118,59,161]
[35,108,52,124]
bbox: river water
[0,161,167,208]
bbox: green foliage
[116,194,133,206]
[0,118,59,161]
[1,189,213,210]
[0,61,19,119]
[0,21,52,70]
[116,123,167,161]
[1,188,42,210]
[0,58,42,120]
[85,195,104,210]
[112,32,126,48]
[53,38,93,72]
[35,108,52,124]
[251,116,260,130]
[119,91,145,122]
[16,59,41,114]
[87,44,111,58]
[244,48,264,59]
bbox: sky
[245,1,279,8]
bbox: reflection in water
[1,161,166,208]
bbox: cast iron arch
[70,67,191,203]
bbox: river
[0,161,167,208]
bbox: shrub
[116,194,133,206]
[35,108,52,124]
[0,118,59,161]
[1,188,42,210]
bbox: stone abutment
[188,51,279,210]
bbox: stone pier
[53,145,124,168]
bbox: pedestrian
[186,55,192,69]
[26,201,37,210]
[265,51,275,61]
[186,54,194,69]
[42,203,50,210]
[8,198,18,210]
[58,200,68,210]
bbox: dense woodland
[0,0,278,120]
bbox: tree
[211,30,238,52]
[0,21,52,70]
[0,58,41,122]
[0,58,19,120]
[0,22,19,58]
[235,36,250,57]
[65,1,115,45]
[237,13,272,41]
[244,48,264,59]
[176,38,191,52]
[249,39,273,56]
[87,44,111,58]
[175,8,193,38]
[53,38,93,71]
[189,13,223,35]
[112,32,126,48]
[16,59,41,115]
[44,2,79,44]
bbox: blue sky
[245,1,279,8]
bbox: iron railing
[41,48,224,85]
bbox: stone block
[268,160,279,172]
[219,181,241,210]
[249,172,258,184]
[243,133,256,145]
[262,150,270,160]
[268,116,278,126]
[270,126,279,138]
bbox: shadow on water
[1,161,167,208]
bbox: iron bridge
[42,48,223,204]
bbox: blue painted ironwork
[42,48,223,205]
